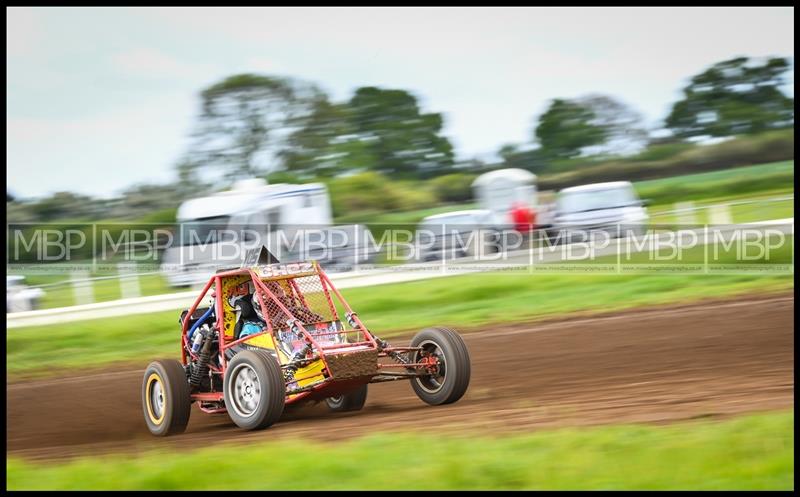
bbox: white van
[161,179,370,287]
[417,209,502,261]
[552,181,649,241]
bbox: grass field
[6,410,793,490]
[640,161,793,225]
[635,160,793,202]
[647,192,793,225]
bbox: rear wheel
[224,350,286,430]
[325,384,368,412]
[142,359,191,436]
[410,327,471,406]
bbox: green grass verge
[635,160,793,190]
[6,410,793,490]
[647,192,793,225]
[635,161,793,206]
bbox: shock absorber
[379,338,411,366]
[347,312,410,366]
[190,325,215,388]
[277,320,311,385]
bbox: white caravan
[161,179,368,287]
[471,168,556,228]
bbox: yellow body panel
[220,274,253,338]
[293,359,326,388]
[243,333,275,349]
[219,267,329,393]
[242,332,327,389]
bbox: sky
[6,7,794,200]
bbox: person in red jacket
[510,202,537,236]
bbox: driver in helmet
[232,294,266,340]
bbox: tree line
[179,55,793,182]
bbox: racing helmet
[233,296,255,320]
[251,293,266,322]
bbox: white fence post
[70,271,94,306]
[674,201,698,225]
[118,263,142,300]
[709,204,733,225]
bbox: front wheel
[409,327,471,406]
[325,384,368,412]
[224,350,286,431]
[142,359,191,436]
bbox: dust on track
[7,293,794,462]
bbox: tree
[665,56,794,140]
[116,183,186,217]
[280,98,376,178]
[172,158,214,202]
[280,86,455,179]
[498,144,519,162]
[577,94,648,156]
[534,99,609,161]
[182,74,324,182]
[27,191,96,220]
[429,173,478,202]
[497,143,548,173]
[346,87,454,178]
[327,171,437,217]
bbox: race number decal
[256,262,316,279]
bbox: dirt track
[7,293,794,461]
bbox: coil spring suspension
[285,344,312,376]
[349,312,412,367]
[376,337,411,365]
[190,328,215,388]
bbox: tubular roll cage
[180,261,426,407]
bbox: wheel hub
[420,354,440,374]
[149,377,165,420]
[414,340,447,394]
[232,365,262,417]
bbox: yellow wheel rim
[145,373,166,424]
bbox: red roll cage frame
[178,262,424,408]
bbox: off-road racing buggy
[142,255,471,436]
